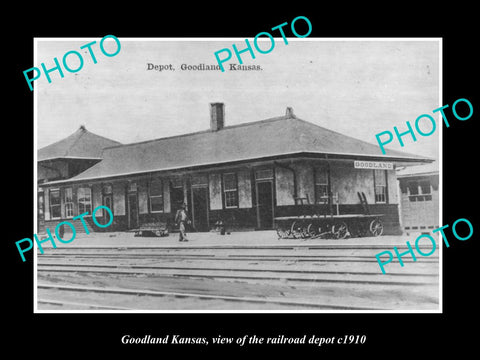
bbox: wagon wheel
[369,218,384,237]
[331,221,349,239]
[307,223,322,238]
[290,220,308,239]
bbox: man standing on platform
[175,203,191,242]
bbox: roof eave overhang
[40,151,433,187]
[397,171,439,178]
[38,156,103,162]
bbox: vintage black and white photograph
[34,38,441,312]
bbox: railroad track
[37,262,438,282]
[36,283,387,311]
[37,298,132,310]
[37,244,438,263]
[39,254,437,263]
[36,244,440,311]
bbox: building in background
[38,103,433,235]
[397,162,439,235]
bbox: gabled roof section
[46,113,433,184]
[38,125,121,162]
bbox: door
[127,193,139,229]
[37,191,45,233]
[170,182,184,215]
[102,194,113,226]
[256,181,274,229]
[191,186,209,231]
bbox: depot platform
[34,230,440,249]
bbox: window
[103,184,112,194]
[408,181,419,196]
[149,179,164,213]
[49,189,61,219]
[374,170,387,203]
[408,180,432,202]
[315,166,329,204]
[255,169,273,181]
[38,191,44,217]
[223,173,238,208]
[419,180,432,201]
[191,174,208,186]
[170,177,183,189]
[77,187,92,214]
[64,187,74,218]
[128,182,137,192]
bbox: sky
[36,38,441,160]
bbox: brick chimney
[285,107,295,118]
[210,102,225,131]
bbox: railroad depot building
[38,103,433,235]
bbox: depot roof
[43,112,433,185]
[38,125,121,162]
[397,161,439,178]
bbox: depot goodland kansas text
[146,63,262,71]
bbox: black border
[8,5,479,356]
